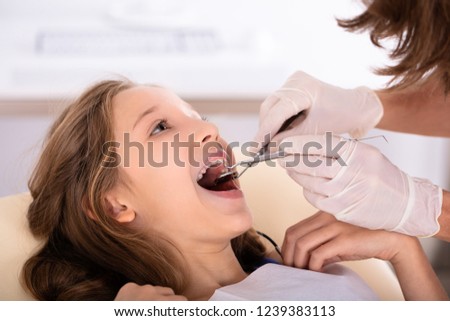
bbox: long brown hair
[337,0,450,92]
[22,80,266,300]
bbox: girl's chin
[226,216,254,238]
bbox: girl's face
[111,86,253,251]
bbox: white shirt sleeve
[209,263,379,301]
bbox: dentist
[254,0,450,241]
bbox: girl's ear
[83,194,136,223]
[104,195,136,223]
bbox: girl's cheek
[147,142,171,166]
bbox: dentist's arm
[282,212,448,300]
[278,134,450,241]
[376,77,450,137]
[437,192,450,241]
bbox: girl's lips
[198,185,244,199]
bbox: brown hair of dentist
[338,0,450,92]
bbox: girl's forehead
[114,86,181,108]
[111,86,199,130]
[178,101,201,118]
[114,86,200,116]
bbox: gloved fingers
[253,89,311,149]
[258,94,281,117]
[279,154,344,179]
[271,119,316,145]
[286,171,335,196]
[302,189,349,216]
[302,189,327,208]
[280,134,351,160]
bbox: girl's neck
[181,243,248,300]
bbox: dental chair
[0,162,404,300]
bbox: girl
[22,79,447,300]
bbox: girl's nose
[196,118,219,144]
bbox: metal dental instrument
[215,111,304,184]
[224,150,288,171]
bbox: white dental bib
[209,263,378,301]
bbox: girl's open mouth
[196,159,239,192]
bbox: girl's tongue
[197,162,238,191]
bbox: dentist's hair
[338,0,450,92]
[22,79,266,300]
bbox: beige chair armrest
[0,193,40,300]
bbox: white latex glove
[278,134,442,237]
[254,71,384,146]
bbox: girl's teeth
[208,159,224,167]
[197,158,227,182]
[197,165,210,181]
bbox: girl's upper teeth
[197,167,208,181]
[208,159,224,167]
[196,158,227,182]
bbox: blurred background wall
[1,0,449,293]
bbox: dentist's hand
[278,134,442,237]
[254,71,383,146]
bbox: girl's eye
[150,119,169,136]
[201,115,208,122]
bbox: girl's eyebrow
[133,105,158,130]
